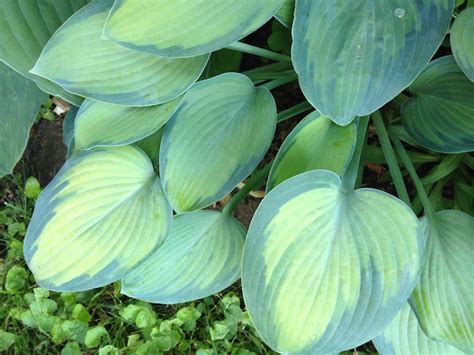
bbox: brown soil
[24,117,67,186]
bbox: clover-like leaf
[24,146,172,291]
[242,170,424,353]
[160,73,276,213]
[31,0,209,106]
[401,56,474,153]
[0,0,87,105]
[122,211,245,304]
[267,111,356,192]
[104,0,285,57]
[451,8,474,81]
[74,96,181,151]
[373,303,465,355]
[292,0,453,125]
[0,62,47,177]
[410,210,474,353]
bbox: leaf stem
[222,162,273,216]
[355,126,369,189]
[259,72,298,90]
[392,137,436,219]
[226,41,292,63]
[372,111,411,207]
[242,62,294,80]
[341,116,370,192]
[277,102,313,122]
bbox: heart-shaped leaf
[401,56,474,153]
[74,96,181,151]
[122,210,245,304]
[0,0,87,105]
[24,146,172,291]
[373,303,465,355]
[267,111,356,192]
[31,0,209,106]
[292,0,453,125]
[160,73,276,213]
[242,170,424,353]
[104,0,285,57]
[410,210,474,353]
[451,8,474,81]
[0,62,47,177]
[275,0,295,28]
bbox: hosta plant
[1,0,473,354]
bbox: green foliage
[1,0,473,353]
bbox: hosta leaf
[266,111,357,192]
[134,129,164,167]
[451,8,474,81]
[373,303,465,355]
[292,0,453,125]
[205,49,243,78]
[401,56,474,153]
[74,96,181,151]
[104,0,285,57]
[0,0,87,105]
[242,170,424,353]
[24,146,172,291]
[275,0,295,28]
[31,0,209,106]
[63,106,78,151]
[410,210,474,352]
[160,73,276,213]
[0,62,47,177]
[122,211,245,304]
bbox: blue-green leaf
[63,107,78,151]
[373,303,465,355]
[242,170,424,353]
[104,0,285,57]
[160,73,276,213]
[267,111,357,192]
[401,56,474,153]
[31,0,209,106]
[0,62,47,177]
[292,0,453,125]
[410,210,474,353]
[275,0,295,28]
[24,146,172,291]
[451,8,474,81]
[74,96,181,151]
[122,211,245,304]
[0,0,87,105]
[134,129,164,168]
